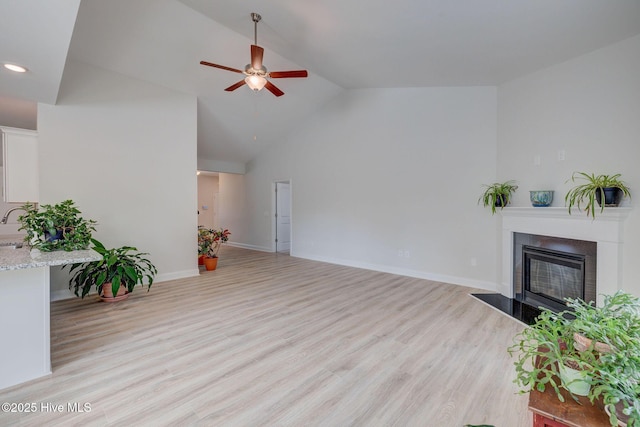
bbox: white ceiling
[2,0,640,166]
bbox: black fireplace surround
[513,232,597,312]
[473,232,598,324]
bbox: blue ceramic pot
[529,190,554,207]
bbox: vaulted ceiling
[2,0,640,167]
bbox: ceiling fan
[200,13,308,97]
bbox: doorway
[274,181,291,254]
[197,171,219,229]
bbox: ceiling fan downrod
[251,13,261,46]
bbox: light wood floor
[1,247,531,426]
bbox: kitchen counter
[0,233,26,245]
[0,247,101,271]
[0,246,101,390]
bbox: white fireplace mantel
[500,207,631,305]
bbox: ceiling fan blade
[200,61,243,74]
[269,70,308,79]
[251,45,264,70]
[264,80,284,97]
[225,80,247,92]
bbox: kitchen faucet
[1,205,35,224]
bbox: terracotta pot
[198,255,205,265]
[203,256,218,271]
[100,282,128,301]
[573,332,613,353]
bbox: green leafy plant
[568,291,640,352]
[509,291,640,426]
[592,348,640,426]
[17,200,97,252]
[198,227,231,258]
[478,180,518,214]
[64,238,157,299]
[565,172,631,218]
[198,227,212,256]
[508,308,597,402]
[580,291,640,427]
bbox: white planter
[558,362,591,396]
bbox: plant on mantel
[565,172,631,218]
[478,180,518,214]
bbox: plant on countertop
[198,227,231,258]
[478,180,518,214]
[17,200,97,252]
[565,172,631,218]
[64,238,157,299]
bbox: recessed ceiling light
[4,63,28,73]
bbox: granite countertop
[0,234,27,246]
[0,247,102,271]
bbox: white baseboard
[51,269,201,302]
[51,289,77,302]
[155,269,200,283]
[292,252,498,292]
[226,242,272,253]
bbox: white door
[275,182,291,252]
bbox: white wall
[217,172,249,249]
[498,35,640,294]
[243,87,500,289]
[38,60,199,300]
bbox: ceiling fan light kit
[245,75,267,91]
[200,12,307,97]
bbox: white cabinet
[1,126,39,203]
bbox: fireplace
[513,232,596,311]
[500,207,629,307]
[470,208,630,323]
[523,246,585,309]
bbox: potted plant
[198,228,231,271]
[478,180,518,214]
[510,291,640,426]
[592,348,640,426]
[508,307,598,400]
[197,227,210,265]
[64,238,157,301]
[578,291,640,427]
[17,199,97,252]
[568,291,640,354]
[565,172,631,218]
